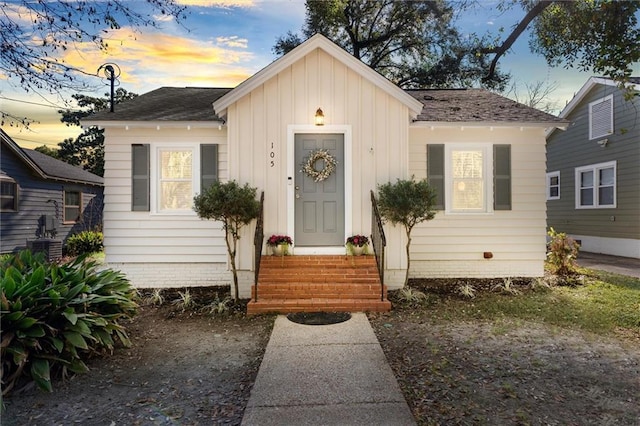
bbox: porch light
[315,108,324,126]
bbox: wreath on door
[303,149,337,182]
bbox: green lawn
[408,267,640,337]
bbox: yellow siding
[102,127,229,264]
[407,126,548,279]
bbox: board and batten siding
[224,47,411,285]
[408,126,548,278]
[102,126,232,288]
[0,147,102,253]
[547,84,640,257]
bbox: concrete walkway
[241,313,416,426]
[577,252,640,279]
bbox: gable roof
[89,87,230,122]
[408,89,566,126]
[1,129,103,186]
[558,76,639,119]
[212,34,424,119]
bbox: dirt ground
[369,280,640,426]
[3,284,640,426]
[2,289,275,426]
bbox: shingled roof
[88,86,564,125]
[407,88,565,124]
[90,87,231,122]
[1,129,103,186]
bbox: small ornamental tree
[193,181,260,300]
[377,178,438,287]
[547,227,580,277]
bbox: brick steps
[246,255,391,315]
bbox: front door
[294,134,344,246]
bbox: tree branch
[481,0,555,80]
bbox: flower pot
[271,244,289,256]
[348,245,366,256]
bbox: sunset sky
[1,0,601,150]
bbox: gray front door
[294,134,344,246]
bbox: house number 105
[269,142,275,167]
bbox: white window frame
[574,161,616,209]
[150,145,201,215]
[589,94,614,140]
[546,171,560,200]
[445,144,493,214]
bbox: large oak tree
[274,0,510,90]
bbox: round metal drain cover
[287,312,352,325]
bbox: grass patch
[408,268,640,337]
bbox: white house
[85,34,566,299]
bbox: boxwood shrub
[0,250,137,395]
[65,231,104,256]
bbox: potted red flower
[345,234,369,255]
[267,234,293,256]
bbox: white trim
[588,94,614,140]
[287,125,353,252]
[571,234,640,259]
[150,144,200,216]
[444,143,493,214]
[81,120,224,129]
[412,121,567,130]
[558,76,636,120]
[214,34,423,118]
[574,161,617,209]
[546,171,560,201]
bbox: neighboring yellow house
[86,35,566,297]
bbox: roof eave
[411,121,568,130]
[82,119,225,129]
[1,132,103,186]
[559,76,638,118]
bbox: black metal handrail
[253,191,264,302]
[370,190,386,301]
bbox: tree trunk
[224,228,239,300]
[404,227,412,287]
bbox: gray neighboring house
[546,76,639,259]
[0,129,104,254]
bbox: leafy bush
[547,227,580,276]
[0,250,137,395]
[66,231,104,256]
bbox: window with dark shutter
[493,144,511,211]
[131,144,150,211]
[201,144,218,191]
[427,144,445,210]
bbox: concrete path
[577,251,640,279]
[241,313,416,426]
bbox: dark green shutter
[493,144,511,211]
[131,144,150,211]
[427,144,445,210]
[201,144,218,190]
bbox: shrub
[66,231,104,256]
[547,227,580,276]
[0,250,137,395]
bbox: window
[428,144,511,213]
[64,190,82,222]
[546,171,560,200]
[450,147,486,211]
[575,161,616,208]
[0,178,18,211]
[589,94,613,140]
[158,148,194,212]
[131,144,218,213]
